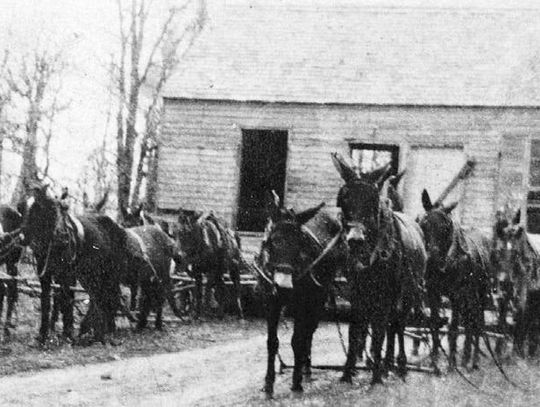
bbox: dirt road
[0,323,539,406]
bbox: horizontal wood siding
[158,99,540,235]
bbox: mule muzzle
[271,263,295,289]
[346,228,365,243]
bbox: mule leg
[291,316,307,392]
[38,267,52,344]
[0,280,6,331]
[514,307,526,357]
[448,304,460,370]
[341,299,368,383]
[371,318,386,385]
[60,275,75,341]
[5,262,18,331]
[155,286,165,330]
[229,262,244,319]
[263,293,283,399]
[428,292,442,373]
[302,293,325,380]
[129,282,138,311]
[50,289,61,333]
[495,296,508,355]
[462,324,472,368]
[214,273,226,320]
[136,289,150,331]
[385,319,396,374]
[194,267,204,318]
[396,326,407,378]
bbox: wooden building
[157,1,540,236]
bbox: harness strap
[68,214,85,243]
[298,226,343,287]
[301,225,323,249]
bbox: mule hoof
[397,366,408,379]
[291,384,303,393]
[262,384,274,399]
[370,377,384,386]
[340,374,353,384]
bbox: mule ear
[265,190,280,220]
[194,210,204,220]
[512,209,521,225]
[60,187,69,200]
[443,201,458,214]
[120,205,129,219]
[421,189,433,212]
[390,170,406,188]
[16,200,27,216]
[331,152,357,183]
[372,163,392,188]
[133,203,143,217]
[514,225,524,239]
[297,202,325,225]
[94,189,109,213]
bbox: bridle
[258,220,343,289]
[422,210,456,272]
[341,188,394,269]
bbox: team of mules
[0,185,245,344]
[0,153,536,397]
[257,152,532,398]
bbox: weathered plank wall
[158,99,540,235]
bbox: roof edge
[162,96,540,110]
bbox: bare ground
[2,321,540,407]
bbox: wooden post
[433,159,476,207]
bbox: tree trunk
[11,104,40,206]
[146,146,159,213]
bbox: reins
[297,225,343,287]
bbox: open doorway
[237,129,288,232]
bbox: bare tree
[113,0,205,217]
[6,46,68,205]
[0,50,12,198]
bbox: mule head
[175,208,204,260]
[418,189,458,267]
[120,204,144,228]
[23,184,71,249]
[262,196,325,289]
[332,152,389,248]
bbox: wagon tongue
[274,272,293,289]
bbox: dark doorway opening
[237,129,288,232]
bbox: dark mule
[332,152,426,384]
[22,185,133,344]
[259,194,347,398]
[124,225,185,330]
[419,189,492,370]
[0,205,24,335]
[493,209,540,356]
[121,204,172,234]
[175,209,244,319]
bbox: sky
[1,0,540,199]
[0,0,183,200]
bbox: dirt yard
[1,266,540,406]
[1,317,540,406]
